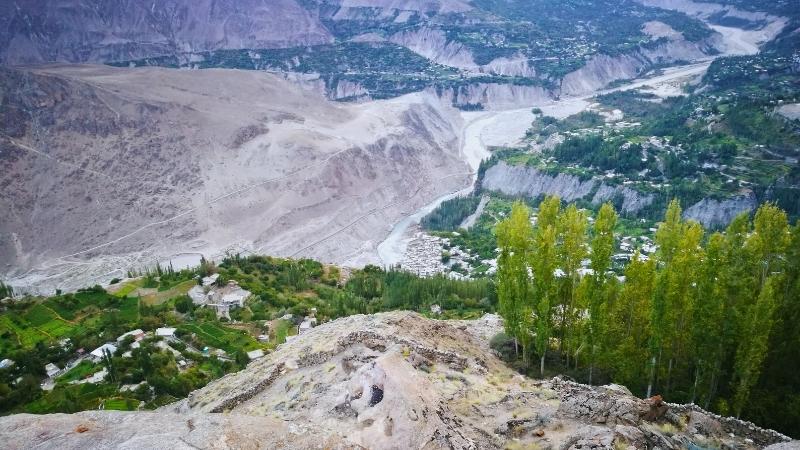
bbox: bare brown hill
[0,65,469,293]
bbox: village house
[156,327,177,339]
[89,343,118,362]
[187,278,251,319]
[116,329,145,343]
[45,363,62,378]
[201,273,220,287]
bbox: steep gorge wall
[683,191,757,228]
[560,36,719,96]
[480,162,655,213]
[482,161,759,226]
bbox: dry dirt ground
[0,65,470,293]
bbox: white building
[45,363,62,378]
[247,349,265,360]
[201,273,220,287]
[116,329,145,343]
[90,343,118,362]
[190,279,251,319]
[156,327,177,338]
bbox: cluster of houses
[187,274,252,319]
[400,232,497,280]
[33,326,190,390]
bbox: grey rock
[481,162,654,213]
[683,191,757,228]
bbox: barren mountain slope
[0,0,332,65]
[0,312,793,449]
[0,65,470,293]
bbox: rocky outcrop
[482,162,596,202]
[437,82,554,110]
[560,37,718,96]
[389,27,476,70]
[332,79,371,101]
[684,191,757,228]
[481,162,654,213]
[0,411,350,449]
[480,56,537,78]
[0,312,793,449]
[592,184,655,214]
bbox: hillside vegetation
[494,197,800,436]
[0,257,494,415]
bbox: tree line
[495,196,799,433]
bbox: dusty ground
[1,65,470,293]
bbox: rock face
[0,0,333,65]
[0,65,470,293]
[683,191,757,228]
[0,312,793,449]
[560,37,719,96]
[389,27,477,70]
[436,83,554,110]
[481,162,655,213]
[0,0,725,109]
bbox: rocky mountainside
[0,0,731,108]
[0,0,333,65]
[0,312,794,449]
[481,162,656,215]
[0,65,469,293]
[480,161,762,227]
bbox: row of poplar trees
[496,196,799,421]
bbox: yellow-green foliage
[657,423,679,436]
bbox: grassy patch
[179,322,262,354]
[141,280,197,306]
[57,360,101,383]
[103,397,139,411]
[111,280,141,298]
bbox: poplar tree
[691,232,726,406]
[532,222,557,376]
[530,196,560,375]
[587,202,616,384]
[648,199,682,397]
[732,276,779,418]
[556,204,588,365]
[609,250,655,391]
[663,220,703,394]
[747,203,789,287]
[496,201,534,360]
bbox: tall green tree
[529,196,561,375]
[732,276,780,418]
[496,201,534,359]
[556,204,588,366]
[747,203,790,287]
[648,199,682,397]
[662,220,703,394]
[587,202,616,384]
[609,250,655,391]
[531,221,557,376]
[691,232,726,407]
